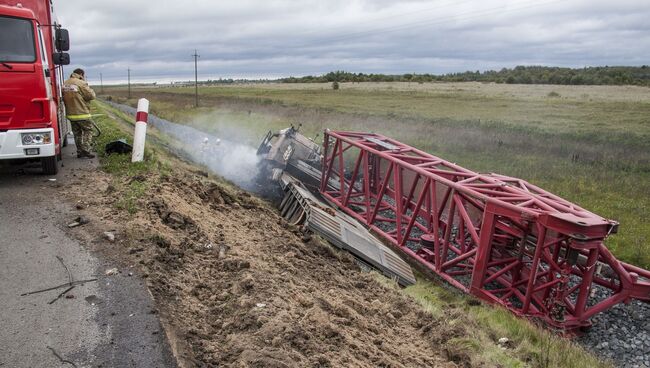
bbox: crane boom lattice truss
[320,130,650,331]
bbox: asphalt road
[0,139,176,367]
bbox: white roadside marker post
[131,98,149,162]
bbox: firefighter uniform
[63,72,96,157]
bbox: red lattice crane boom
[320,130,650,331]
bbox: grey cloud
[52,0,650,83]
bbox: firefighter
[63,68,96,158]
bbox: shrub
[332,81,339,90]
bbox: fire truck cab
[0,0,70,174]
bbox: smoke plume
[106,101,261,191]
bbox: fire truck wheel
[41,156,59,175]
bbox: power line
[192,50,200,108]
[102,1,566,82]
[298,0,476,37]
[175,0,561,56]
[127,68,131,99]
[293,0,562,49]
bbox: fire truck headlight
[21,132,52,145]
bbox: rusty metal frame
[320,130,650,332]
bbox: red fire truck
[0,0,70,174]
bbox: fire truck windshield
[0,16,36,63]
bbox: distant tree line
[279,66,650,86]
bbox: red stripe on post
[136,111,148,123]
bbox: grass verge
[378,275,612,368]
[90,101,170,214]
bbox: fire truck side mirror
[55,28,70,51]
[53,52,70,66]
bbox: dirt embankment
[63,158,468,367]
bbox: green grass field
[103,81,650,269]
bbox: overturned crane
[258,127,650,333]
[257,126,416,286]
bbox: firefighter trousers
[70,119,94,154]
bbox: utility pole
[192,50,200,108]
[127,68,131,99]
[100,73,104,94]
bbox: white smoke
[106,101,261,191]
[197,137,260,190]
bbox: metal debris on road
[46,346,77,368]
[55,256,73,284]
[48,286,75,305]
[20,278,98,297]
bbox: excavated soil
[62,161,469,368]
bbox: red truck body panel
[0,0,67,157]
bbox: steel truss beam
[320,130,650,332]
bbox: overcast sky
[54,0,650,83]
